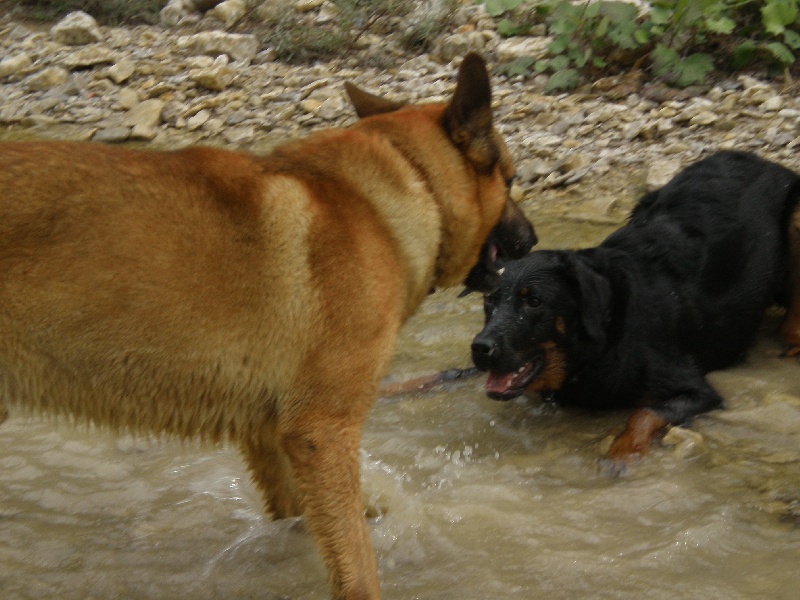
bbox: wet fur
[0,54,535,599]
[473,151,800,463]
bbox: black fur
[472,151,800,426]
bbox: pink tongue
[486,371,517,394]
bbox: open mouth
[485,355,545,400]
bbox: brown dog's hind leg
[282,415,380,600]
[781,207,800,355]
[241,429,304,519]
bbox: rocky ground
[2,2,800,230]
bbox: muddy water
[2,210,800,600]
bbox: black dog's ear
[567,256,612,343]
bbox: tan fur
[527,341,568,393]
[0,55,522,599]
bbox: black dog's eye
[526,296,542,308]
[518,286,541,308]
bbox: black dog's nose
[471,335,498,370]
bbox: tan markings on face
[527,341,567,393]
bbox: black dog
[471,151,800,465]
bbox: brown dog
[0,54,535,599]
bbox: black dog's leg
[605,360,722,472]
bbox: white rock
[495,37,551,63]
[108,58,136,84]
[124,99,165,131]
[760,95,783,111]
[25,67,69,91]
[432,31,485,63]
[646,158,682,191]
[209,0,246,27]
[177,31,259,62]
[51,11,102,46]
[0,53,32,79]
[296,0,325,11]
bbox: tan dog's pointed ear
[344,81,405,118]
[443,53,499,174]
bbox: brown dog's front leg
[282,420,380,600]
[605,408,669,472]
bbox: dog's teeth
[497,267,505,275]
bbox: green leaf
[650,6,673,26]
[595,15,610,38]
[597,1,639,24]
[676,52,714,87]
[592,56,608,68]
[731,41,756,70]
[652,43,681,82]
[534,59,550,73]
[497,18,529,37]
[501,56,536,76]
[766,41,796,64]
[545,68,582,92]
[608,20,639,49]
[762,0,799,36]
[548,55,572,71]
[634,27,651,45]
[784,29,800,50]
[574,48,592,68]
[485,0,524,17]
[705,16,736,35]
[548,35,569,55]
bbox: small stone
[26,67,69,92]
[690,111,719,126]
[61,46,117,69]
[191,64,233,91]
[124,99,165,130]
[517,159,553,183]
[760,95,783,112]
[296,0,325,11]
[51,11,102,46]
[116,88,140,110]
[432,31,485,63]
[0,53,32,79]
[108,58,136,84]
[495,37,551,63]
[177,31,259,62]
[187,109,211,130]
[301,99,322,114]
[646,158,682,191]
[222,126,256,145]
[209,0,247,27]
[92,127,131,143]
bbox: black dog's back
[602,151,800,371]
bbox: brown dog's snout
[495,197,537,258]
[461,199,536,295]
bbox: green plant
[480,0,800,92]
[18,0,166,24]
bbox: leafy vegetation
[478,0,800,92]
[14,0,166,24]
[254,0,458,62]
